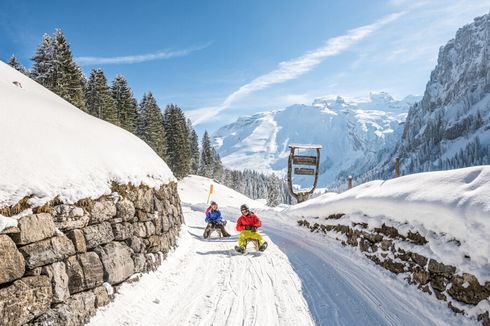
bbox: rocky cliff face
[396,13,490,173]
[0,182,184,326]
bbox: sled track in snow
[90,207,477,326]
[89,208,313,326]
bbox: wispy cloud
[187,12,404,125]
[76,42,211,65]
[376,1,490,63]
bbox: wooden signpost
[287,144,322,203]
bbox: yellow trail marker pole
[207,184,214,204]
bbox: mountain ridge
[213,92,420,187]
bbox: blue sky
[2,0,490,134]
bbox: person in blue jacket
[203,201,231,238]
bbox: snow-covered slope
[178,175,267,210]
[213,92,419,187]
[287,166,490,282]
[393,13,490,175]
[0,61,174,217]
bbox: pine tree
[30,30,87,111]
[31,33,56,90]
[139,92,166,158]
[211,147,223,181]
[266,174,280,207]
[8,55,28,75]
[187,119,200,174]
[163,104,190,179]
[86,69,118,124]
[53,29,87,111]
[136,97,146,139]
[111,74,137,133]
[199,131,214,178]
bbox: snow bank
[0,61,174,219]
[178,175,266,210]
[287,166,490,280]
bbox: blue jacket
[205,209,223,223]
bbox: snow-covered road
[89,205,476,326]
[89,175,478,326]
[89,207,314,326]
[261,210,476,326]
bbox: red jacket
[236,212,262,231]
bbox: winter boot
[258,241,268,252]
[219,224,231,237]
[203,224,211,239]
[234,245,245,253]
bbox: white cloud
[187,12,404,125]
[76,42,211,65]
[349,1,490,68]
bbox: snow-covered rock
[0,60,174,221]
[213,92,419,187]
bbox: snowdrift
[0,61,174,229]
[287,166,490,280]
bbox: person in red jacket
[234,204,268,253]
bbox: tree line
[8,28,291,206]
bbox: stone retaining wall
[0,182,184,326]
[297,215,490,325]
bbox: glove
[244,225,257,232]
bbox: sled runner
[203,220,228,239]
[287,144,322,203]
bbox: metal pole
[348,176,353,189]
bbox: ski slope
[90,176,478,325]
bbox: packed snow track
[89,207,314,326]
[89,205,476,326]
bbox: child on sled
[203,201,231,238]
[234,204,268,253]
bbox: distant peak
[335,96,346,104]
[369,92,394,103]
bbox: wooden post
[348,176,352,189]
[395,157,400,178]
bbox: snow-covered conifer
[139,92,166,159]
[86,69,118,124]
[164,104,190,179]
[112,74,138,133]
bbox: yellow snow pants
[237,230,265,248]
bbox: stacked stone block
[0,182,184,326]
[297,217,490,325]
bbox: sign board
[294,168,315,175]
[292,155,317,166]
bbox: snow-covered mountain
[213,92,420,187]
[394,13,490,173]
